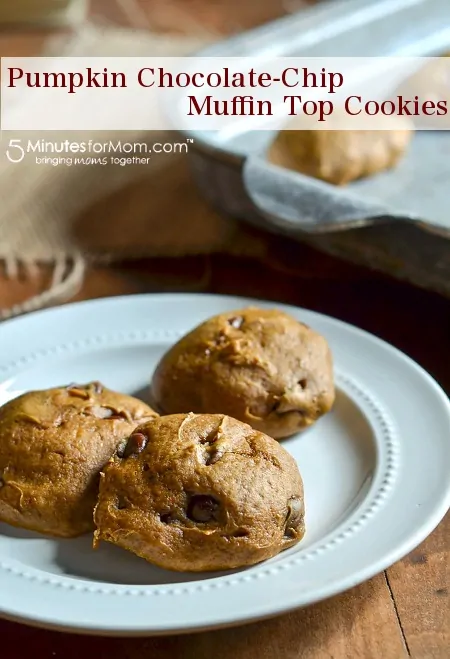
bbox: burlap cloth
[0,23,268,319]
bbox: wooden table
[1,2,449,657]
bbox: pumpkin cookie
[151,307,334,439]
[93,413,305,572]
[0,382,157,537]
[269,117,413,185]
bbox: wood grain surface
[0,1,449,657]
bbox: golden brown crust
[0,382,157,537]
[93,413,305,572]
[269,121,413,185]
[151,307,335,439]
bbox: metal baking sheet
[176,0,450,296]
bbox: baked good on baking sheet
[268,117,413,185]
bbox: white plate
[0,294,449,636]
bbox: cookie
[0,382,157,537]
[93,413,305,572]
[268,117,413,185]
[151,307,334,439]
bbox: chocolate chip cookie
[269,117,413,185]
[151,307,334,439]
[93,413,305,572]
[0,382,157,537]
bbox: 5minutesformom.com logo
[5,138,193,166]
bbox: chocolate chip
[284,496,304,538]
[0,476,4,489]
[116,496,127,510]
[228,316,243,329]
[92,381,104,394]
[159,512,174,524]
[122,432,148,458]
[298,379,308,389]
[232,529,249,538]
[187,495,219,523]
